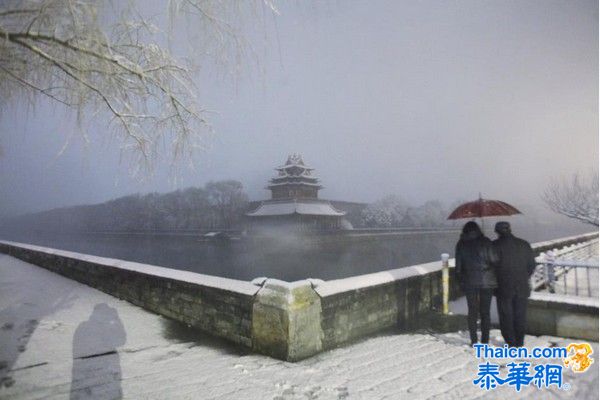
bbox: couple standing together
[455,221,537,347]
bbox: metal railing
[533,242,599,297]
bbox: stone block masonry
[0,241,259,349]
[252,279,323,361]
[316,264,445,349]
[527,292,598,341]
[0,231,597,361]
[0,239,447,361]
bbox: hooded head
[494,221,512,237]
[461,221,483,240]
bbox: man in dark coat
[492,221,537,347]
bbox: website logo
[472,343,594,392]
[564,343,594,373]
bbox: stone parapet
[252,279,323,361]
[0,231,597,361]
[0,240,259,349]
[527,292,599,341]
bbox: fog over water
[1,209,593,281]
[2,225,587,282]
[0,1,597,280]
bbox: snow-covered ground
[0,254,598,399]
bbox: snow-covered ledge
[0,240,260,349]
[530,231,598,254]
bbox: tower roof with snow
[246,154,346,223]
[275,153,314,171]
[268,154,322,192]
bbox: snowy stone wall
[0,240,259,348]
[311,232,598,350]
[0,231,596,361]
[527,292,598,341]
[252,279,324,361]
[531,232,598,253]
[315,262,445,349]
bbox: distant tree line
[3,180,249,233]
[359,195,457,228]
[2,186,462,234]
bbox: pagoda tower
[268,153,322,200]
[246,154,346,232]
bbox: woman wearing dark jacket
[455,221,498,345]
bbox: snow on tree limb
[542,171,599,227]
[0,0,276,174]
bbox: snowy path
[0,254,598,399]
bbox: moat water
[0,222,590,281]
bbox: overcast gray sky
[0,0,597,217]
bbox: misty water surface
[1,223,591,281]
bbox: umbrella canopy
[447,197,521,220]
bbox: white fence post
[441,253,450,315]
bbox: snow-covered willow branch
[0,0,277,174]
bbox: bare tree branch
[542,170,599,227]
[0,0,276,173]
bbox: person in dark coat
[455,221,498,345]
[492,221,537,347]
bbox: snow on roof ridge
[245,200,346,216]
[274,153,315,170]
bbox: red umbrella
[448,196,521,220]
